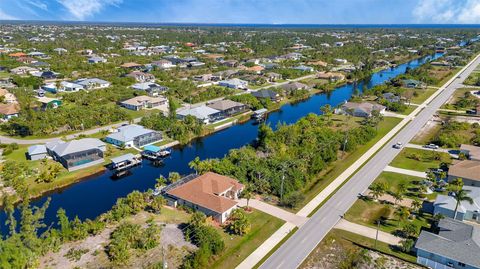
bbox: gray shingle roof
[107,124,156,143]
[28,144,47,155]
[47,138,105,157]
[415,218,480,268]
[177,106,220,120]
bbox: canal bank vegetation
[189,112,384,209]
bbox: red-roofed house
[165,172,244,223]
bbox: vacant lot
[389,148,451,172]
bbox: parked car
[393,142,403,149]
[424,144,439,149]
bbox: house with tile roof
[0,103,20,121]
[164,172,244,223]
[415,218,480,269]
[120,95,168,111]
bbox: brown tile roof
[0,103,20,115]
[207,99,245,111]
[120,62,142,68]
[449,160,480,182]
[167,172,244,213]
[8,52,26,58]
[460,144,480,160]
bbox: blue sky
[1,0,480,24]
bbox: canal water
[0,53,443,234]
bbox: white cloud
[57,0,122,20]
[413,0,480,23]
[0,8,18,20]
[26,0,48,11]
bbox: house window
[458,262,466,267]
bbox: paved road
[259,54,480,269]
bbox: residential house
[415,218,480,269]
[60,81,83,92]
[120,62,143,69]
[448,160,480,187]
[126,71,155,82]
[0,103,20,120]
[151,59,175,69]
[280,82,310,92]
[120,95,168,111]
[42,83,58,93]
[382,92,401,103]
[53,48,68,54]
[46,138,106,171]
[177,106,222,124]
[27,145,47,161]
[459,144,480,161]
[0,88,17,103]
[316,72,345,82]
[251,89,282,102]
[207,100,248,117]
[293,65,314,72]
[10,66,38,75]
[402,79,426,89]
[75,78,110,90]
[36,96,62,110]
[131,82,168,96]
[31,70,58,80]
[334,58,348,64]
[105,124,162,148]
[219,78,249,90]
[163,172,244,223]
[434,186,480,223]
[88,56,107,63]
[265,72,282,82]
[336,102,386,118]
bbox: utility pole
[162,246,168,269]
[280,171,285,201]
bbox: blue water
[0,53,443,234]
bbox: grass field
[373,171,424,197]
[410,87,437,104]
[389,147,451,172]
[298,116,402,211]
[211,210,285,269]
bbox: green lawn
[211,210,285,269]
[298,117,402,212]
[329,229,417,263]
[373,171,424,197]
[345,198,432,235]
[410,88,437,104]
[410,123,441,145]
[398,105,417,116]
[389,148,451,172]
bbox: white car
[424,144,439,149]
[393,142,403,149]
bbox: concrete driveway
[237,198,308,227]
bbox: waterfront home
[207,99,248,117]
[336,102,386,118]
[131,82,168,96]
[382,92,401,103]
[120,95,168,111]
[60,81,83,92]
[251,89,282,102]
[459,144,480,161]
[280,82,310,92]
[177,106,222,124]
[219,78,249,90]
[27,145,47,161]
[316,72,345,82]
[415,218,480,269]
[163,172,244,223]
[88,56,107,63]
[0,103,20,120]
[126,71,155,82]
[106,124,162,148]
[75,78,110,90]
[53,48,68,54]
[402,79,426,89]
[46,138,106,171]
[433,186,480,223]
[447,160,480,187]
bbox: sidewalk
[237,199,308,227]
[335,219,402,245]
[384,165,427,178]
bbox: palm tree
[395,206,410,226]
[369,183,386,201]
[392,190,404,207]
[452,189,474,220]
[243,187,253,209]
[320,104,333,123]
[411,198,422,214]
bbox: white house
[219,78,248,89]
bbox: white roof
[107,124,157,143]
[46,138,105,157]
[177,106,220,120]
[434,186,480,214]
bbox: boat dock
[252,108,268,122]
[141,145,171,160]
[109,153,142,172]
